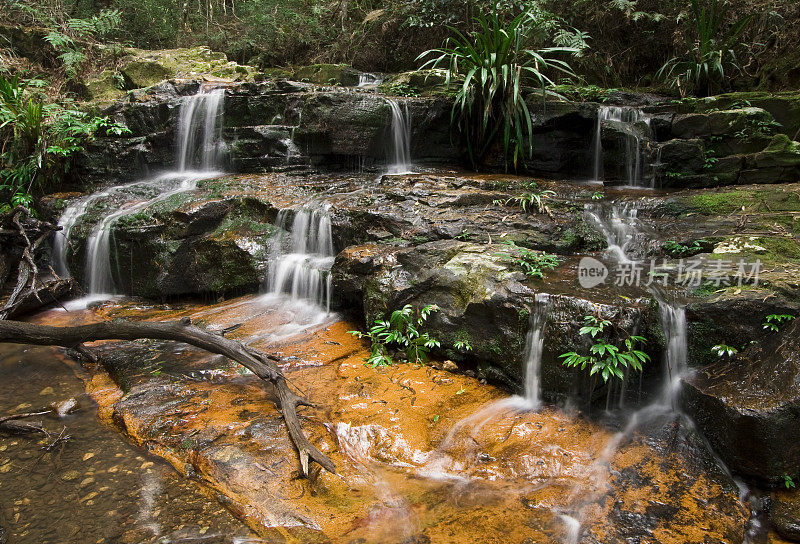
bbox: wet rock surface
[75,80,800,188]
[23,295,750,543]
[57,173,800,407]
[681,320,800,483]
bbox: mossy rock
[256,67,294,81]
[118,46,255,89]
[120,60,175,89]
[671,107,776,139]
[85,70,127,104]
[380,69,459,96]
[293,64,359,86]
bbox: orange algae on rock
[30,296,749,543]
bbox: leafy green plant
[763,314,796,332]
[0,74,129,210]
[44,9,121,79]
[506,189,555,214]
[348,304,442,367]
[711,344,739,357]
[785,474,796,489]
[498,240,559,278]
[559,315,650,383]
[417,5,577,169]
[662,239,706,257]
[383,81,420,97]
[657,0,752,97]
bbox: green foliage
[498,240,560,278]
[711,343,738,357]
[0,74,129,210]
[506,189,555,213]
[762,314,795,332]
[559,315,650,383]
[662,239,706,257]
[785,474,796,489]
[383,81,421,97]
[348,304,442,367]
[418,5,578,169]
[43,10,121,79]
[657,0,752,97]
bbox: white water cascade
[592,106,654,187]
[522,293,550,408]
[267,203,335,311]
[584,202,640,263]
[357,73,384,88]
[658,300,688,407]
[385,99,412,175]
[75,88,226,296]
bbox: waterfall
[522,293,550,408]
[584,202,639,263]
[592,106,653,187]
[658,300,688,406]
[53,188,116,278]
[176,88,225,172]
[70,87,226,296]
[385,99,412,175]
[267,203,335,311]
[357,73,383,87]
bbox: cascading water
[267,203,335,311]
[522,293,550,408]
[584,201,640,263]
[53,187,115,278]
[357,73,383,88]
[385,99,412,175]
[592,106,654,187]
[175,88,226,172]
[77,88,226,296]
[658,299,688,407]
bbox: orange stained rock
[29,295,749,544]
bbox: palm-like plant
[657,0,752,97]
[417,7,576,170]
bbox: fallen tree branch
[0,410,50,435]
[0,319,336,476]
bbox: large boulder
[332,239,663,399]
[681,320,800,484]
[293,64,360,86]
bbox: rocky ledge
[75,79,800,189]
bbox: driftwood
[0,410,50,435]
[0,318,336,476]
[0,206,77,318]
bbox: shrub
[559,315,650,383]
[0,74,128,210]
[657,0,752,96]
[349,304,442,367]
[418,4,578,169]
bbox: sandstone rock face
[681,320,800,483]
[293,63,360,86]
[77,80,800,189]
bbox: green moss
[212,213,274,238]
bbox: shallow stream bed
[0,342,261,544]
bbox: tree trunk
[0,319,336,476]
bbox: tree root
[0,318,336,476]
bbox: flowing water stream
[592,105,655,187]
[267,202,335,312]
[55,87,226,298]
[385,98,412,175]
